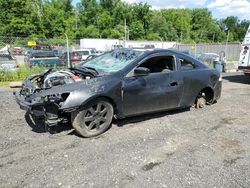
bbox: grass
[0,81,10,86]
[0,65,45,84]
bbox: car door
[122,54,184,116]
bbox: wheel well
[198,87,214,103]
[82,96,118,115]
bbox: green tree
[132,3,151,38]
[161,9,192,42]
[128,20,144,40]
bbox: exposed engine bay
[15,67,99,127]
[20,68,97,96]
[43,70,83,88]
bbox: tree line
[0,0,249,43]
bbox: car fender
[60,78,123,116]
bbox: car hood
[31,74,119,98]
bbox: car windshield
[79,50,144,74]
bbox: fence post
[64,33,70,68]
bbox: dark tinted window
[139,56,175,73]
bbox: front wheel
[72,100,114,138]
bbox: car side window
[179,58,196,70]
[138,55,175,74]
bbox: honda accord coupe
[14,49,222,137]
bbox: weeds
[0,65,45,82]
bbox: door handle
[170,81,178,86]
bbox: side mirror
[134,67,150,76]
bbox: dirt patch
[219,137,245,155]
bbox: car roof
[132,48,190,56]
[133,48,207,67]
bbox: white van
[238,25,250,76]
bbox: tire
[72,99,114,138]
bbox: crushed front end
[14,68,95,126]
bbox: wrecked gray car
[14,49,222,137]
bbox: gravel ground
[0,72,250,188]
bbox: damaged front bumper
[14,91,44,112]
[14,90,72,126]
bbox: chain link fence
[0,36,242,61]
[0,36,74,55]
[175,42,241,61]
[0,36,242,82]
[0,36,76,82]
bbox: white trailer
[238,25,250,76]
[125,40,176,49]
[80,38,123,52]
[80,38,177,52]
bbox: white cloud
[122,0,250,19]
[208,0,250,19]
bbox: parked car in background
[63,49,98,65]
[197,52,225,72]
[63,51,81,65]
[10,47,22,55]
[197,53,219,65]
[15,49,222,138]
[52,49,64,58]
[25,50,64,68]
[73,49,96,61]
[0,53,19,71]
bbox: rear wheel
[194,91,207,109]
[195,96,206,109]
[72,100,114,137]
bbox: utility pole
[124,19,127,47]
[64,33,70,68]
